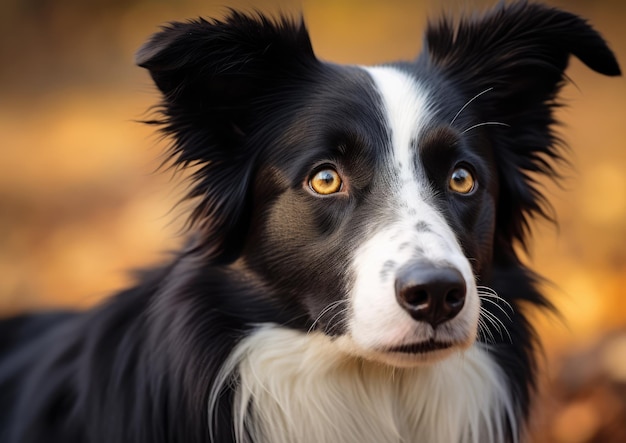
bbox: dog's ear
[136,11,317,261]
[423,2,620,250]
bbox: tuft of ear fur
[136,11,317,261]
[423,1,620,251]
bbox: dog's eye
[449,167,475,194]
[309,168,343,195]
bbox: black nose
[395,263,466,327]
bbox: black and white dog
[0,2,620,442]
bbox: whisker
[323,308,350,334]
[307,300,348,334]
[480,308,513,343]
[480,313,503,343]
[479,307,502,335]
[450,87,494,125]
[477,285,513,305]
[477,286,514,314]
[479,297,513,321]
[477,316,496,345]
[476,285,497,295]
[461,121,510,134]
[307,301,343,334]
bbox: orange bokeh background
[1,0,625,441]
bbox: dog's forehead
[361,66,434,150]
[359,66,435,176]
[262,64,442,187]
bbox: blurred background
[0,0,624,441]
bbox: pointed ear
[423,2,620,249]
[136,11,318,261]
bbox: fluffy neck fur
[210,326,518,443]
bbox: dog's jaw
[345,66,481,367]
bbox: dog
[0,2,620,442]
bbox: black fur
[0,2,619,442]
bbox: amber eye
[309,168,343,195]
[449,167,475,194]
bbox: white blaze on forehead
[364,66,433,183]
[346,65,480,360]
[363,65,440,225]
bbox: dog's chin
[370,339,474,367]
[334,334,476,368]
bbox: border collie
[0,2,620,442]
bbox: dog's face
[137,5,620,367]
[237,65,496,366]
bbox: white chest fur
[209,326,517,443]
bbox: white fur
[344,66,480,366]
[209,326,517,443]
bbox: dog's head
[137,3,619,367]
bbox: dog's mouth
[385,339,454,354]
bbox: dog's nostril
[395,263,466,327]
[403,289,429,307]
[445,288,464,307]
